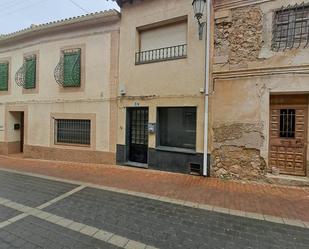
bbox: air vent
[189,163,201,176]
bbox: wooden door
[269,104,307,176]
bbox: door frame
[5,106,28,154]
[269,101,308,176]
[20,112,24,153]
[126,107,149,165]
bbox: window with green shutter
[0,62,9,91]
[63,49,81,87]
[24,56,36,89]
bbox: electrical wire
[67,0,89,14]
[0,0,27,8]
[0,0,48,19]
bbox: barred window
[55,119,91,145]
[280,109,295,138]
[272,3,309,51]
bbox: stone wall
[214,6,263,67]
[212,146,266,180]
[211,123,266,180]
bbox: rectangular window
[24,56,36,89]
[280,109,295,138]
[272,4,309,51]
[136,21,187,64]
[63,49,81,87]
[0,62,9,91]
[55,119,91,145]
[158,107,196,149]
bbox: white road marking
[0,196,158,249]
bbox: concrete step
[266,173,309,187]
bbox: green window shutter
[63,50,81,87]
[0,63,8,91]
[24,57,36,89]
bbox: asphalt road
[0,170,308,249]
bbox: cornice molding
[215,0,274,10]
[213,64,309,79]
[0,10,120,47]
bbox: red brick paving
[0,155,308,222]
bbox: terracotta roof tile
[0,9,120,42]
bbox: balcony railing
[135,44,187,65]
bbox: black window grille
[55,119,91,145]
[158,107,196,149]
[272,3,309,51]
[135,44,187,64]
[280,109,296,138]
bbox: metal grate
[54,48,81,87]
[135,44,187,64]
[55,119,91,145]
[189,163,201,176]
[130,109,148,145]
[272,3,309,51]
[15,54,36,89]
[280,109,295,138]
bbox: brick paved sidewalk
[0,155,308,222]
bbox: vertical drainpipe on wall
[203,0,212,177]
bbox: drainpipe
[203,0,212,177]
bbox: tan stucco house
[0,10,120,164]
[114,0,207,174]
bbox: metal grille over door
[269,105,307,176]
[129,108,148,164]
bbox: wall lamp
[192,0,206,40]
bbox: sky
[0,0,119,34]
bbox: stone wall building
[211,0,309,180]
[0,11,120,164]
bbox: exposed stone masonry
[215,6,263,66]
[212,146,266,180]
[212,123,266,180]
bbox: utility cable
[67,0,89,14]
[0,0,27,9]
[0,0,48,19]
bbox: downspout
[203,0,212,177]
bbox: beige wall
[118,0,206,153]
[0,19,120,160]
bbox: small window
[24,56,36,89]
[0,62,9,91]
[158,107,196,149]
[55,119,90,145]
[280,109,295,138]
[272,4,309,51]
[63,49,81,87]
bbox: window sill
[62,85,81,88]
[155,146,197,155]
[54,142,90,148]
